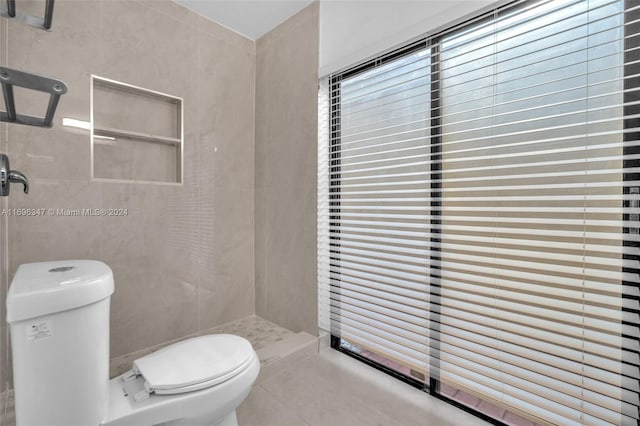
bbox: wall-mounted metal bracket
[0,0,55,31]
[0,67,68,128]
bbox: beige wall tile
[254,187,267,316]
[261,185,316,331]
[254,3,319,335]
[94,137,181,183]
[198,187,254,329]
[0,195,5,391]
[93,85,180,139]
[110,298,199,358]
[5,0,100,182]
[1,0,320,390]
[2,0,256,377]
[1,12,8,395]
[7,180,103,273]
[198,25,255,193]
[98,1,197,98]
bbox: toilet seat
[123,334,255,401]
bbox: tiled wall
[255,3,319,335]
[2,0,256,366]
[1,12,8,395]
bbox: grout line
[196,8,202,335]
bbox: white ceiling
[175,0,314,40]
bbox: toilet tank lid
[6,260,114,323]
[134,334,255,393]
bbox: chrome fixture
[0,67,68,128]
[1,0,55,30]
[0,154,29,196]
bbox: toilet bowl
[6,260,259,426]
[102,334,260,426]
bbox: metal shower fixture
[2,0,55,30]
[0,154,28,196]
[0,67,68,128]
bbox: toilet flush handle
[0,154,29,196]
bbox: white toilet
[6,260,260,426]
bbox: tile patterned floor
[0,349,492,426]
[208,315,296,351]
[0,316,493,426]
[238,348,492,426]
[110,315,296,377]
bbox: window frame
[328,34,507,426]
[325,1,640,425]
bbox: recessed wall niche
[91,75,183,184]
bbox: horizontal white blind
[319,77,331,333]
[320,47,432,378]
[319,0,640,424]
[435,1,638,424]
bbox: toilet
[6,260,259,426]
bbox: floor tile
[1,320,494,426]
[258,349,491,426]
[237,385,311,426]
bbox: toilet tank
[6,260,114,426]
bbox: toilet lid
[133,334,255,394]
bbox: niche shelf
[90,75,183,185]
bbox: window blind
[318,45,432,378]
[318,0,640,425]
[434,1,638,425]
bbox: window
[320,44,432,383]
[318,1,640,425]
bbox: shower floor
[110,315,313,377]
[0,315,317,426]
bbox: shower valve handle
[0,154,29,196]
